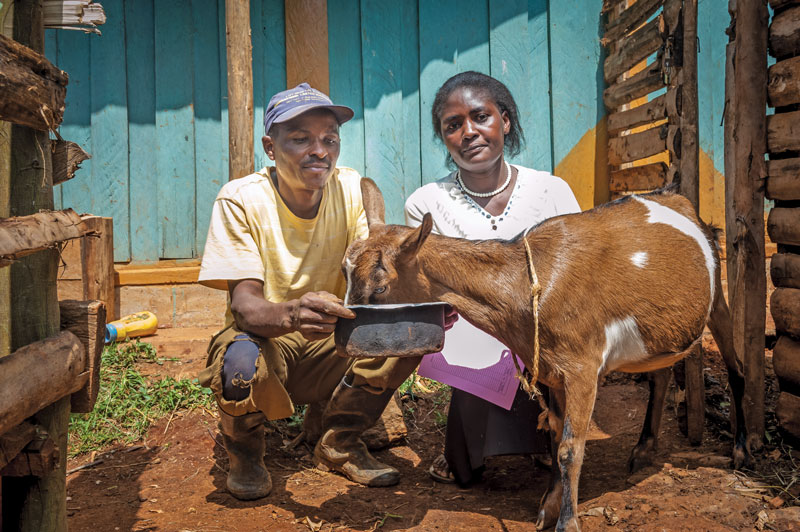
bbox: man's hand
[292,291,356,341]
[444,304,459,331]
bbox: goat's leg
[707,281,752,468]
[537,387,565,531]
[554,374,598,532]
[627,368,671,472]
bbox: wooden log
[767,207,800,246]
[680,0,700,208]
[769,5,800,59]
[51,140,90,186]
[59,300,105,413]
[766,157,800,200]
[608,124,670,166]
[0,428,59,478]
[724,0,768,449]
[602,0,663,45]
[767,110,800,154]
[81,216,116,320]
[0,331,86,437]
[604,14,665,83]
[0,209,87,267]
[667,124,682,160]
[604,55,665,109]
[775,391,800,439]
[771,287,800,337]
[225,0,254,180]
[606,89,679,136]
[609,162,667,192]
[773,335,800,392]
[771,252,800,289]
[0,33,67,131]
[768,56,800,108]
[0,422,37,469]
[770,0,799,12]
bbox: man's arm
[228,279,356,341]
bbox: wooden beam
[0,331,86,438]
[0,428,59,478]
[769,0,799,12]
[607,89,678,135]
[768,56,800,108]
[51,140,90,186]
[59,300,105,413]
[0,209,88,267]
[80,216,115,320]
[0,33,67,131]
[772,287,800,336]
[769,5,800,59]
[115,263,200,286]
[771,252,800,289]
[767,207,800,246]
[724,0,768,450]
[602,0,663,45]
[604,55,665,109]
[225,0,254,180]
[767,110,800,153]
[609,162,667,192]
[773,335,800,394]
[604,14,665,83]
[0,421,37,469]
[680,0,699,209]
[608,124,670,166]
[776,391,800,439]
[766,157,800,200]
[285,0,329,94]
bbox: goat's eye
[374,286,386,294]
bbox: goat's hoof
[627,445,655,473]
[536,497,560,530]
[732,444,751,470]
[555,517,581,532]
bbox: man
[197,83,419,500]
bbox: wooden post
[81,217,115,320]
[724,0,768,450]
[0,0,12,360]
[3,1,69,530]
[225,0,254,180]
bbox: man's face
[263,109,341,193]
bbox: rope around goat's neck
[515,235,543,400]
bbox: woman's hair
[431,71,525,160]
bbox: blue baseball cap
[263,83,354,134]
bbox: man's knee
[222,335,261,401]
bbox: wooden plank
[0,33,67,131]
[773,335,800,392]
[59,299,105,413]
[608,124,669,166]
[767,207,800,246]
[419,0,489,184]
[155,0,196,258]
[767,110,800,153]
[527,0,553,172]
[768,56,800,108]
[81,216,115,320]
[125,0,159,262]
[400,0,421,206]
[0,2,10,360]
[115,264,200,285]
[609,162,667,192]
[770,0,800,12]
[225,0,254,181]
[90,0,129,262]
[0,422,36,469]
[607,89,676,135]
[775,391,800,439]
[52,139,90,186]
[0,209,87,267]
[766,157,800,200]
[0,428,59,478]
[604,14,665,83]
[772,287,800,336]
[769,5,800,59]
[250,0,265,170]
[724,0,768,449]
[771,252,800,289]
[327,0,365,174]
[603,0,663,45]
[603,55,665,109]
[285,0,329,93]
[193,0,226,256]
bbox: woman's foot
[428,454,456,484]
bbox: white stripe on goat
[631,251,648,268]
[600,316,648,374]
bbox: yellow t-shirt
[199,166,369,325]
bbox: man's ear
[399,213,432,258]
[262,135,275,160]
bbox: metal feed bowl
[334,302,448,358]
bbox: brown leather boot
[218,410,272,500]
[313,376,400,487]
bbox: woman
[404,71,581,485]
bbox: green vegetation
[68,340,214,456]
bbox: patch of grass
[68,340,214,456]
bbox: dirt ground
[65,336,800,532]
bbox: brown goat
[346,179,752,532]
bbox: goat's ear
[400,212,432,257]
[360,177,385,229]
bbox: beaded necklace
[455,164,516,231]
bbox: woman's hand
[443,304,459,331]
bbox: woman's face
[438,87,510,174]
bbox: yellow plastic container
[105,311,158,343]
